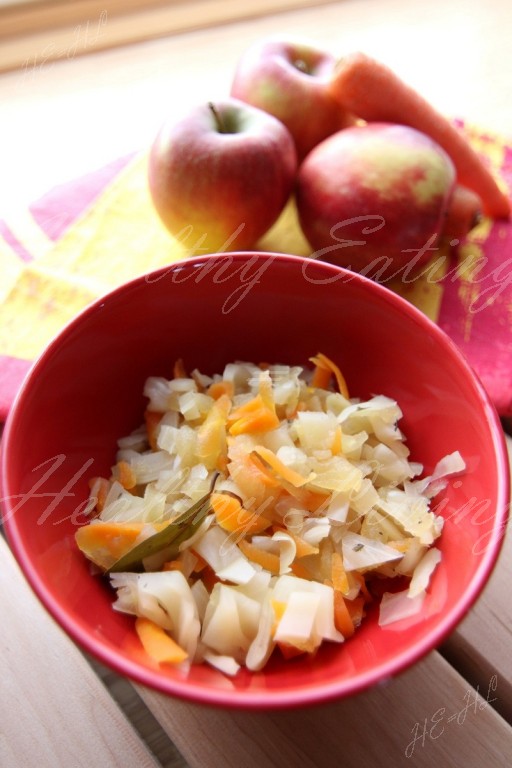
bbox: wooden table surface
[1,1,511,766]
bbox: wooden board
[0,536,159,768]
[136,651,511,768]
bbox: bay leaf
[106,478,216,574]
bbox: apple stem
[208,102,228,134]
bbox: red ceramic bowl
[1,252,509,709]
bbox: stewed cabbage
[76,355,464,673]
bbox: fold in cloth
[0,122,511,422]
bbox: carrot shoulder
[329,52,510,219]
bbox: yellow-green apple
[296,122,459,276]
[148,98,297,253]
[230,36,353,161]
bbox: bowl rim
[1,251,510,709]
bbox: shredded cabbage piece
[77,356,465,673]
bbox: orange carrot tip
[442,184,483,240]
[329,51,510,219]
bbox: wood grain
[137,652,511,768]
[0,536,159,768]
[442,436,512,721]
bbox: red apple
[148,98,297,253]
[295,123,458,276]
[230,36,353,161]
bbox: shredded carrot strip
[290,561,314,580]
[331,425,343,456]
[238,539,281,574]
[210,492,272,535]
[277,642,308,659]
[352,571,373,603]
[287,400,308,419]
[162,559,184,572]
[230,408,280,436]
[89,477,110,514]
[272,603,285,625]
[113,460,137,491]
[309,353,350,399]
[190,550,208,572]
[244,452,282,488]
[228,453,280,494]
[144,409,164,451]
[173,358,187,379]
[331,551,350,594]
[251,445,311,488]
[228,394,280,436]
[285,530,319,559]
[310,363,332,390]
[228,394,266,421]
[216,453,229,474]
[304,489,332,513]
[196,394,231,468]
[277,484,330,514]
[201,566,220,592]
[333,590,355,638]
[258,371,276,413]
[75,521,150,570]
[346,596,365,626]
[387,538,412,553]
[207,380,234,400]
[271,599,287,634]
[135,617,188,664]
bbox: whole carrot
[329,52,510,219]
